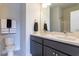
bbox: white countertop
[31,32,79,46]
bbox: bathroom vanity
[30,32,79,56]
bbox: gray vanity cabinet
[44,39,79,56]
[30,35,79,56]
[30,35,42,56]
[30,40,42,56]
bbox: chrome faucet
[63,31,67,36]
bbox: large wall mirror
[41,3,79,32]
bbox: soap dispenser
[34,19,38,32]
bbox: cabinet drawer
[44,46,67,56]
[30,35,42,44]
[44,39,79,56]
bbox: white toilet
[0,36,6,56]
[0,35,15,56]
[4,37,15,56]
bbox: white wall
[26,3,41,55]
[14,3,26,56]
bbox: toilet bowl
[4,37,15,56]
[0,36,6,56]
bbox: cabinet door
[30,40,42,56]
[44,46,67,56]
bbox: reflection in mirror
[70,10,79,32]
[41,3,51,32]
[41,3,79,32]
